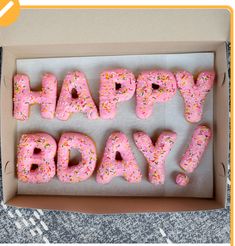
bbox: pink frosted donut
[175,173,189,186]
[136,70,177,119]
[17,133,57,183]
[134,131,177,185]
[96,131,142,184]
[175,71,215,123]
[99,69,136,119]
[56,71,98,120]
[57,132,97,183]
[13,74,57,120]
[180,125,212,173]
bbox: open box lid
[0,8,231,46]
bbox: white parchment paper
[16,53,214,198]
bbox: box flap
[7,195,222,214]
[0,8,230,46]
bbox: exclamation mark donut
[175,125,212,186]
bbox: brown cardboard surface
[7,195,222,214]
[0,9,230,46]
[1,48,18,202]
[4,42,223,59]
[0,8,230,213]
[213,43,229,206]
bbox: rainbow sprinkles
[14,68,215,186]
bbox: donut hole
[33,148,41,155]
[152,83,160,90]
[30,164,39,171]
[68,148,82,167]
[71,88,79,99]
[115,83,122,90]
[115,151,123,161]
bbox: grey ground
[0,45,231,243]
[0,170,231,243]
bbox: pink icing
[96,131,142,184]
[175,71,215,123]
[17,133,57,183]
[14,74,57,120]
[57,132,97,183]
[99,69,136,119]
[180,125,212,173]
[134,131,177,185]
[175,173,189,186]
[136,70,177,119]
[56,71,98,120]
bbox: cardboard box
[0,8,231,213]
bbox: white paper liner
[16,53,214,197]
